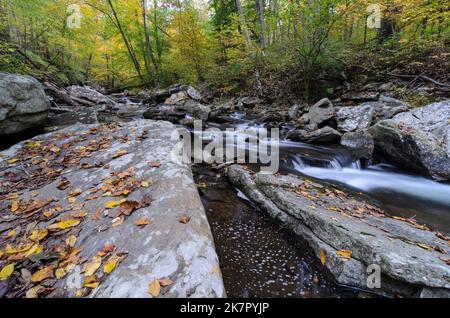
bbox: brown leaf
[11,200,20,213]
[179,215,191,225]
[148,280,161,297]
[31,266,54,283]
[57,178,71,190]
[135,218,151,227]
[92,208,101,221]
[112,216,124,227]
[149,161,161,168]
[120,200,140,216]
[112,150,128,158]
[159,277,174,287]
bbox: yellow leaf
[75,289,85,298]
[26,286,45,298]
[48,219,80,231]
[55,268,66,279]
[336,250,353,259]
[320,250,327,266]
[31,265,54,283]
[11,200,20,213]
[30,229,48,242]
[5,229,16,239]
[6,243,34,255]
[105,199,126,209]
[0,264,14,281]
[103,254,124,274]
[68,197,77,204]
[8,158,19,165]
[141,181,152,188]
[84,275,100,289]
[148,280,161,297]
[82,256,102,276]
[66,235,77,248]
[25,243,43,258]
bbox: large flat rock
[228,165,450,297]
[0,120,225,298]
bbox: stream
[191,112,450,297]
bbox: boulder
[0,73,50,135]
[288,104,302,120]
[67,85,116,106]
[336,104,375,132]
[288,126,342,144]
[186,86,202,101]
[309,98,335,126]
[369,101,450,181]
[0,120,225,298]
[340,130,374,159]
[228,165,450,297]
[373,95,410,121]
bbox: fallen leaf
[336,250,353,260]
[84,275,100,289]
[92,208,101,221]
[148,280,161,297]
[31,265,54,283]
[159,277,174,287]
[105,199,126,209]
[8,158,20,165]
[0,264,14,281]
[149,161,161,168]
[135,218,151,227]
[4,229,16,239]
[55,268,66,279]
[112,216,125,227]
[120,200,140,216]
[66,235,77,248]
[48,219,80,231]
[112,150,128,158]
[26,286,45,298]
[82,256,102,276]
[11,200,20,213]
[179,216,191,224]
[72,210,88,218]
[320,250,327,266]
[57,178,71,190]
[417,243,434,251]
[30,229,48,242]
[141,180,152,188]
[5,243,34,255]
[103,254,124,274]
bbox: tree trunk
[106,0,143,82]
[254,0,268,49]
[235,0,252,49]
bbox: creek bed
[193,165,369,298]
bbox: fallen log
[44,82,96,107]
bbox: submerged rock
[228,165,450,298]
[0,120,225,298]
[370,101,450,181]
[0,73,50,135]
